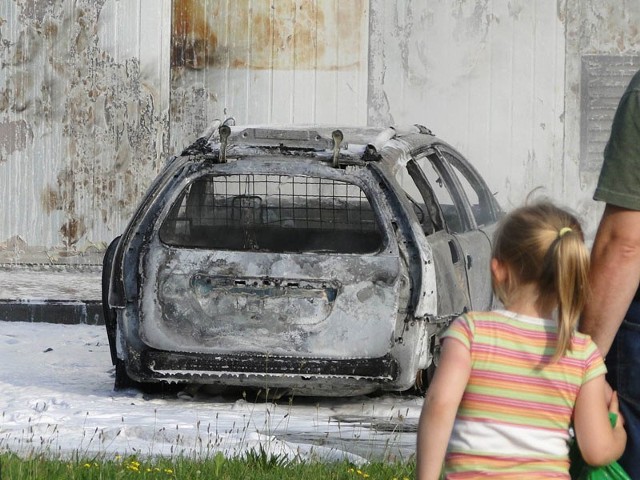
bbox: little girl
[416,202,627,478]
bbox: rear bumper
[143,349,398,379]
[125,347,399,394]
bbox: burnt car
[102,122,502,396]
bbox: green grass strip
[0,451,415,480]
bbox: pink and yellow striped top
[441,310,606,478]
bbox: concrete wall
[1,0,639,261]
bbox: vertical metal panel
[169,0,369,151]
[0,0,170,260]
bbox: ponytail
[542,228,590,361]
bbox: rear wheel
[413,362,436,394]
[114,358,140,390]
[102,236,121,365]
[114,359,182,395]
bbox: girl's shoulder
[570,330,600,351]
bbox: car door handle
[448,240,460,264]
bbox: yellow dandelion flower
[165,468,174,474]
[83,463,91,468]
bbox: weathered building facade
[0,0,639,262]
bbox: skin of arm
[573,376,627,466]
[416,338,471,480]
[580,205,640,355]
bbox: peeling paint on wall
[0,119,32,161]
[0,0,170,257]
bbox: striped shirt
[441,310,606,478]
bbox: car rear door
[432,146,501,310]
[395,155,471,319]
[139,161,405,362]
[396,144,499,315]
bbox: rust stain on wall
[171,0,218,69]
[59,217,86,247]
[171,0,365,71]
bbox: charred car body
[103,122,502,396]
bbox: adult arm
[573,376,626,465]
[580,204,640,355]
[416,338,471,480]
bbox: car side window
[438,149,497,227]
[414,154,469,234]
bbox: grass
[0,451,416,479]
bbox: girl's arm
[416,338,471,480]
[573,375,627,466]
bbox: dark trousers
[606,300,640,478]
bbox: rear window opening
[159,174,384,254]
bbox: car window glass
[159,174,384,254]
[440,150,494,227]
[415,155,467,233]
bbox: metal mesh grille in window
[160,174,383,253]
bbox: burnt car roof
[179,122,438,167]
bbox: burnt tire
[114,359,182,395]
[114,358,139,390]
[414,362,436,394]
[102,236,121,365]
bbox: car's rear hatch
[138,162,404,365]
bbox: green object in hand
[569,413,631,480]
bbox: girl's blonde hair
[491,201,590,362]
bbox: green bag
[569,413,631,480]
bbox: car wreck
[102,122,502,396]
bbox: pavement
[0,249,104,325]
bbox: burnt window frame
[432,145,500,228]
[398,147,475,234]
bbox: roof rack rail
[218,125,231,163]
[332,130,343,168]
